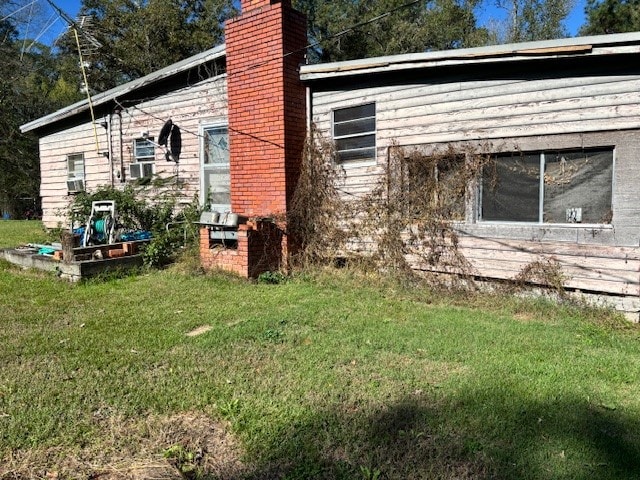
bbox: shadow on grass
[238,388,640,480]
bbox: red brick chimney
[226,0,307,217]
[200,0,307,277]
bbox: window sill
[474,221,613,230]
[455,222,616,244]
[337,159,377,169]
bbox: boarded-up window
[67,153,85,193]
[333,103,376,163]
[481,148,613,224]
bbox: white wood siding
[311,71,640,238]
[312,74,640,145]
[39,75,227,227]
[311,69,640,306]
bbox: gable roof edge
[300,32,640,81]
[21,44,226,134]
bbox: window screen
[482,153,540,222]
[333,103,376,163]
[481,148,613,224]
[67,153,85,180]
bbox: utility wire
[33,0,423,150]
[19,0,35,60]
[285,0,421,60]
[0,0,38,22]
[24,12,60,53]
[235,0,422,75]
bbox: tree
[56,0,237,92]
[493,0,573,43]
[0,34,41,217]
[581,0,640,35]
[0,1,76,217]
[293,0,490,62]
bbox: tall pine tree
[581,0,640,35]
[294,0,490,62]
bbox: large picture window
[333,103,376,163]
[481,148,613,224]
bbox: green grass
[1,222,640,479]
[0,220,48,248]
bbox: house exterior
[21,0,640,318]
[20,45,228,225]
[302,33,640,318]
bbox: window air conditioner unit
[67,179,85,192]
[129,162,154,179]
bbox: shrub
[68,184,202,267]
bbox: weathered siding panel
[39,76,227,227]
[312,73,640,147]
[311,65,640,304]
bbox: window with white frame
[333,103,376,163]
[480,148,613,224]
[67,153,85,193]
[201,125,230,210]
[130,137,155,180]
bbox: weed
[263,328,285,343]
[360,465,383,480]
[164,444,204,478]
[287,131,496,289]
[218,399,241,420]
[257,270,287,284]
[514,257,567,297]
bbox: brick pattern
[241,0,291,12]
[200,0,306,277]
[226,2,306,217]
[199,223,283,277]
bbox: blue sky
[44,0,587,46]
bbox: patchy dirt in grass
[186,325,213,337]
[0,412,247,479]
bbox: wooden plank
[381,117,640,146]
[379,90,640,127]
[312,75,640,113]
[312,79,527,110]
[459,245,640,273]
[455,235,640,259]
[409,259,638,296]
[379,101,640,136]
[376,78,640,118]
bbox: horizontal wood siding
[39,76,227,227]
[408,236,640,297]
[312,73,640,146]
[311,66,640,301]
[312,73,633,204]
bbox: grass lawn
[1,222,640,479]
[0,220,48,248]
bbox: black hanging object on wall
[158,119,173,146]
[169,125,181,163]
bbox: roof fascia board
[21,44,226,134]
[300,32,640,81]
